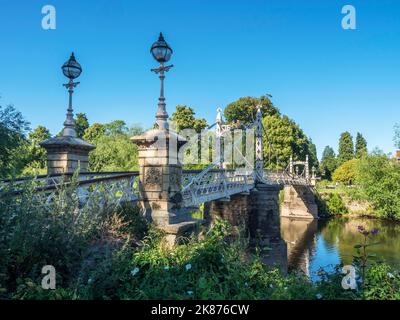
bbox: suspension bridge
[0,43,319,249]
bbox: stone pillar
[281,185,318,219]
[132,129,199,244]
[249,183,287,272]
[249,183,282,240]
[205,193,250,231]
[41,137,95,174]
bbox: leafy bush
[356,154,400,220]
[0,175,147,299]
[363,263,400,300]
[325,193,348,215]
[333,159,359,185]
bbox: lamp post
[150,33,173,131]
[41,52,94,175]
[61,52,82,137]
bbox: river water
[281,217,400,280]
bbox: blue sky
[0,0,399,159]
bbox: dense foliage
[84,120,144,172]
[356,154,400,220]
[224,95,280,125]
[170,105,208,133]
[320,146,338,180]
[338,131,354,165]
[262,114,318,170]
[1,181,398,300]
[332,159,360,185]
[0,103,30,178]
[355,132,368,158]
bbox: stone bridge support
[281,185,318,219]
[204,183,288,271]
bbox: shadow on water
[280,216,400,280]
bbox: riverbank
[316,183,378,218]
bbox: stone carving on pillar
[132,129,188,226]
[41,53,95,175]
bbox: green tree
[86,121,143,172]
[320,146,337,180]
[338,131,354,165]
[104,120,128,136]
[0,103,30,178]
[308,139,319,171]
[171,105,208,133]
[83,123,106,143]
[357,154,400,219]
[75,113,89,139]
[23,125,51,173]
[355,132,368,158]
[263,114,317,170]
[224,95,280,125]
[332,158,359,185]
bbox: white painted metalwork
[181,169,255,207]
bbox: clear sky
[0,0,399,159]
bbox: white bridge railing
[181,169,255,207]
[0,172,140,211]
[1,167,311,210]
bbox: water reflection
[281,217,400,278]
[280,218,318,276]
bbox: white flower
[185,263,192,271]
[316,293,323,300]
[87,278,93,284]
[387,272,395,279]
[284,287,288,290]
[244,282,249,287]
[187,291,193,295]
[269,284,273,288]
[131,267,140,276]
[164,266,170,270]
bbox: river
[281,217,400,280]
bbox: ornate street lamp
[150,33,173,131]
[61,52,82,137]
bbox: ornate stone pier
[281,185,318,219]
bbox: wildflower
[164,266,170,271]
[284,287,288,290]
[187,291,193,295]
[244,282,249,287]
[87,278,93,284]
[387,272,395,279]
[269,284,273,288]
[316,293,323,300]
[357,225,365,232]
[131,267,140,276]
[185,263,192,271]
[371,228,379,235]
